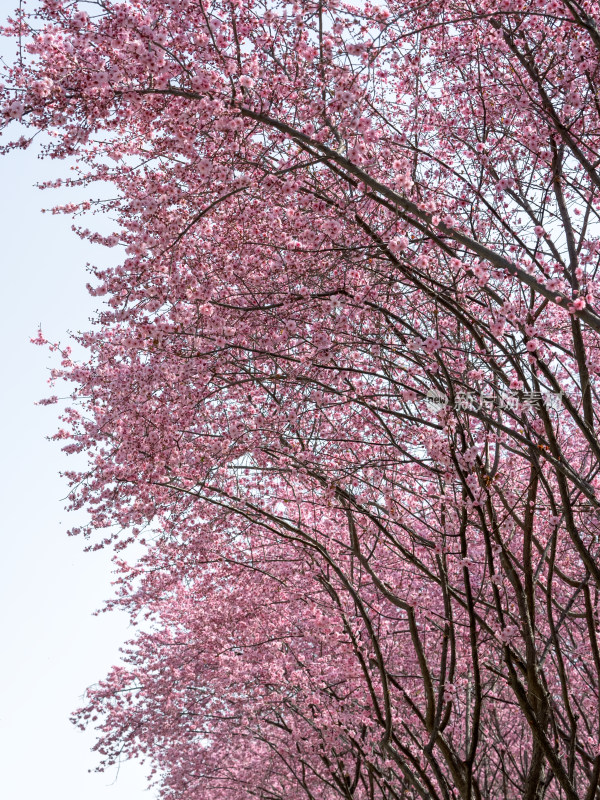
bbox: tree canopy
[3,1,600,798]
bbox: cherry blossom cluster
[4,1,600,799]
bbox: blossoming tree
[3,1,600,798]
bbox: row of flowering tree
[3,1,600,798]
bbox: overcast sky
[0,41,153,800]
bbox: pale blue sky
[0,25,153,799]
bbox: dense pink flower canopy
[3,1,600,798]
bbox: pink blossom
[5,99,24,119]
[3,4,599,796]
